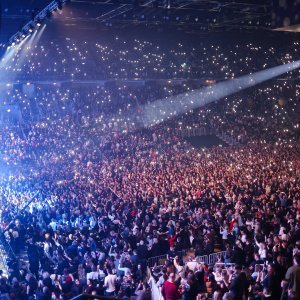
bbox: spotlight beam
[140,60,300,127]
[0,36,29,70]
[0,27,46,82]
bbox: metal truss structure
[68,0,272,30]
[7,0,69,45]
[4,0,275,45]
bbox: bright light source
[139,60,300,127]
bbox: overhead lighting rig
[8,0,69,46]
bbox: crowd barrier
[179,126,214,138]
[147,250,227,268]
[147,254,169,268]
[214,262,236,267]
[179,125,240,145]
[208,251,227,265]
[0,240,8,276]
[146,248,192,268]
[148,251,228,300]
[70,294,116,300]
[0,231,18,276]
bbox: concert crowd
[0,30,299,300]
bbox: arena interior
[0,0,300,299]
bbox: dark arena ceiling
[63,0,273,29]
[0,0,299,44]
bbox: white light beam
[140,60,300,127]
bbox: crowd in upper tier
[0,29,299,300]
[1,30,300,81]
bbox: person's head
[63,268,69,276]
[222,292,232,300]
[0,277,7,285]
[12,277,18,286]
[254,253,260,261]
[263,287,271,297]
[43,272,50,279]
[87,279,92,286]
[234,265,242,274]
[43,286,50,295]
[293,253,300,266]
[260,242,266,249]
[169,273,175,283]
[213,290,221,300]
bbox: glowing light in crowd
[140,60,300,127]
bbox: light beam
[140,60,300,127]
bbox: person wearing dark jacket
[229,265,249,300]
[262,264,282,300]
[232,242,245,266]
[136,241,148,260]
[36,287,51,300]
[150,238,161,257]
[136,240,149,270]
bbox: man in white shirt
[49,218,57,231]
[87,265,99,282]
[118,262,131,276]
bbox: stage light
[8,0,69,46]
[139,60,300,127]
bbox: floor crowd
[0,29,299,300]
